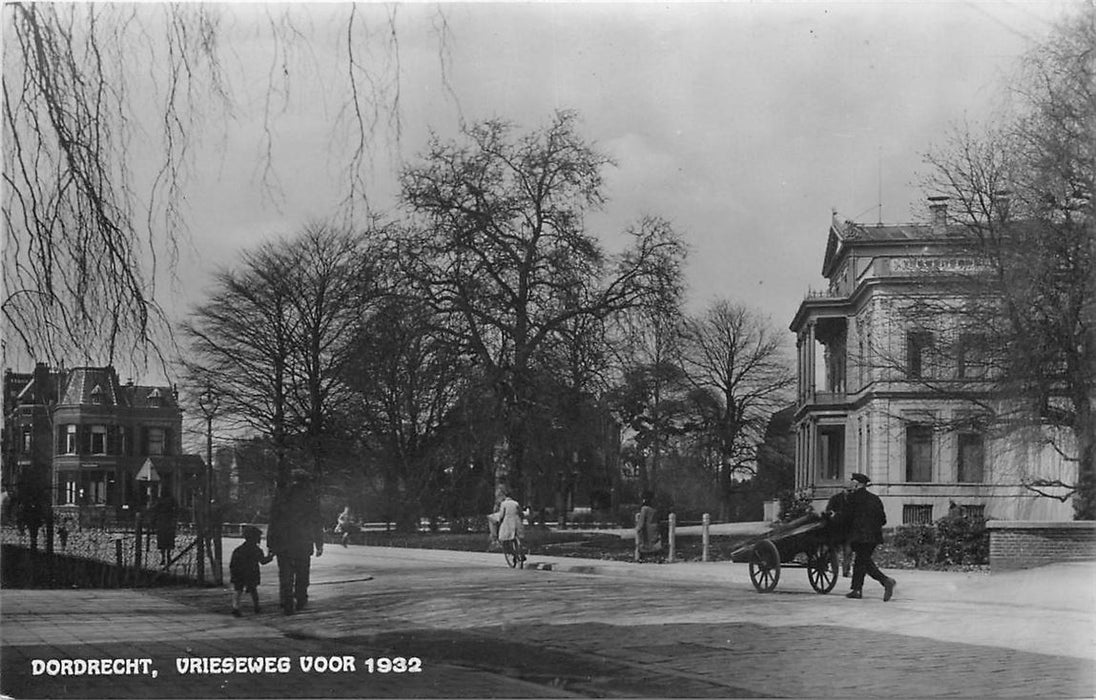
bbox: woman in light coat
[493,490,525,561]
[636,490,662,557]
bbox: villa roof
[57,367,177,409]
[821,218,968,277]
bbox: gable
[821,220,845,278]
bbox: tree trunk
[1073,399,1096,520]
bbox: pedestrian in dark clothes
[151,494,178,567]
[230,525,274,616]
[57,517,70,550]
[822,488,854,577]
[843,473,897,601]
[266,469,324,615]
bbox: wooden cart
[730,513,842,594]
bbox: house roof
[821,219,968,277]
[57,367,177,409]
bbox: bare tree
[3,3,446,372]
[2,3,223,369]
[183,223,381,484]
[607,306,688,496]
[394,111,687,499]
[678,300,795,520]
[920,7,1095,517]
[342,295,471,531]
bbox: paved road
[2,541,1094,698]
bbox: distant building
[790,200,1074,524]
[2,363,204,522]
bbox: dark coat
[266,484,323,557]
[152,497,178,550]
[823,490,851,539]
[845,488,887,545]
[230,540,271,587]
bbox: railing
[1,522,206,586]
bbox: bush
[890,524,936,567]
[889,514,988,568]
[777,487,815,522]
[934,512,988,566]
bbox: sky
[31,1,1081,382]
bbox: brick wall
[986,521,1096,571]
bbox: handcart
[730,513,842,594]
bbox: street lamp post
[197,387,222,585]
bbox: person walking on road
[492,488,525,564]
[334,505,360,547]
[822,487,854,577]
[229,525,274,617]
[266,469,324,615]
[843,473,896,601]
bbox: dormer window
[147,388,163,408]
[90,384,104,405]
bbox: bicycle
[500,536,526,569]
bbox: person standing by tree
[266,469,324,615]
[843,474,896,601]
[152,493,178,568]
[635,490,662,561]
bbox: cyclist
[492,487,525,564]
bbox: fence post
[702,513,710,562]
[634,512,641,562]
[668,512,676,563]
[134,515,143,570]
[115,537,124,586]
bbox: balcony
[802,391,849,408]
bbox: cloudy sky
[173,0,1075,350]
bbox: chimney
[928,196,948,231]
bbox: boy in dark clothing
[230,526,274,617]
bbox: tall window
[957,333,989,379]
[65,424,77,454]
[21,425,32,453]
[62,476,79,504]
[147,427,165,456]
[957,432,985,483]
[906,425,933,482]
[818,425,845,480]
[90,425,107,455]
[907,331,934,379]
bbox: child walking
[230,525,274,617]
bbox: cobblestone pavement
[2,543,1094,698]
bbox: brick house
[790,201,1076,524]
[2,363,204,523]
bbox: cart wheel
[807,542,839,594]
[748,539,781,593]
